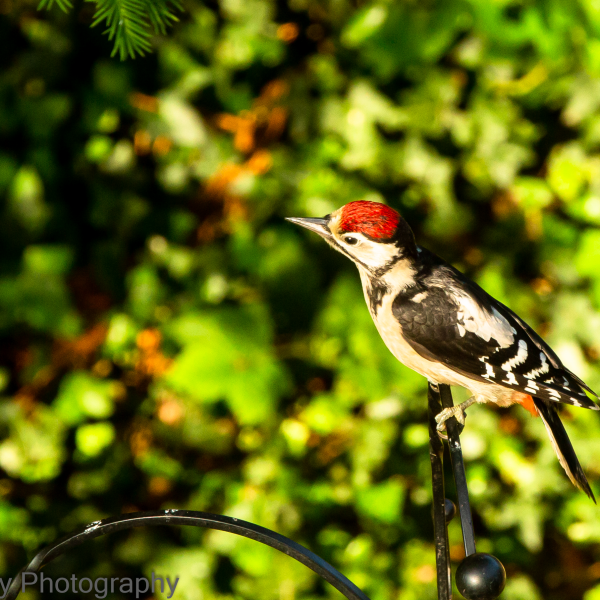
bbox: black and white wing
[392,261,599,411]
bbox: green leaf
[75,422,116,457]
[164,306,290,425]
[356,479,405,523]
[0,406,66,483]
[547,143,589,203]
[9,166,49,235]
[575,230,600,279]
[342,5,388,48]
[53,372,116,426]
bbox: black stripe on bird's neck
[370,250,410,279]
[365,278,390,316]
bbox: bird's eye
[344,236,359,246]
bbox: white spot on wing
[525,380,539,392]
[452,293,516,347]
[503,372,518,385]
[525,352,549,379]
[502,339,528,371]
[481,360,495,379]
[412,292,428,303]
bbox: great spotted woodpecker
[288,200,599,500]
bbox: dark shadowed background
[1,0,600,598]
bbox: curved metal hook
[4,509,370,600]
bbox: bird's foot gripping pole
[428,383,506,600]
[435,397,477,434]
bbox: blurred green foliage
[2,0,600,598]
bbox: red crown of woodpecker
[338,201,400,240]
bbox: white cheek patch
[357,242,401,268]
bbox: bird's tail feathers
[563,368,599,399]
[533,397,595,502]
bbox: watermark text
[0,570,179,599]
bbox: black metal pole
[432,384,506,600]
[428,383,452,600]
[439,384,476,557]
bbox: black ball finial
[444,498,456,523]
[456,553,506,600]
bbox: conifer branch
[38,0,183,59]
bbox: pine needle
[37,0,74,13]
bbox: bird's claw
[435,406,466,438]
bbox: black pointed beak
[285,217,331,239]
